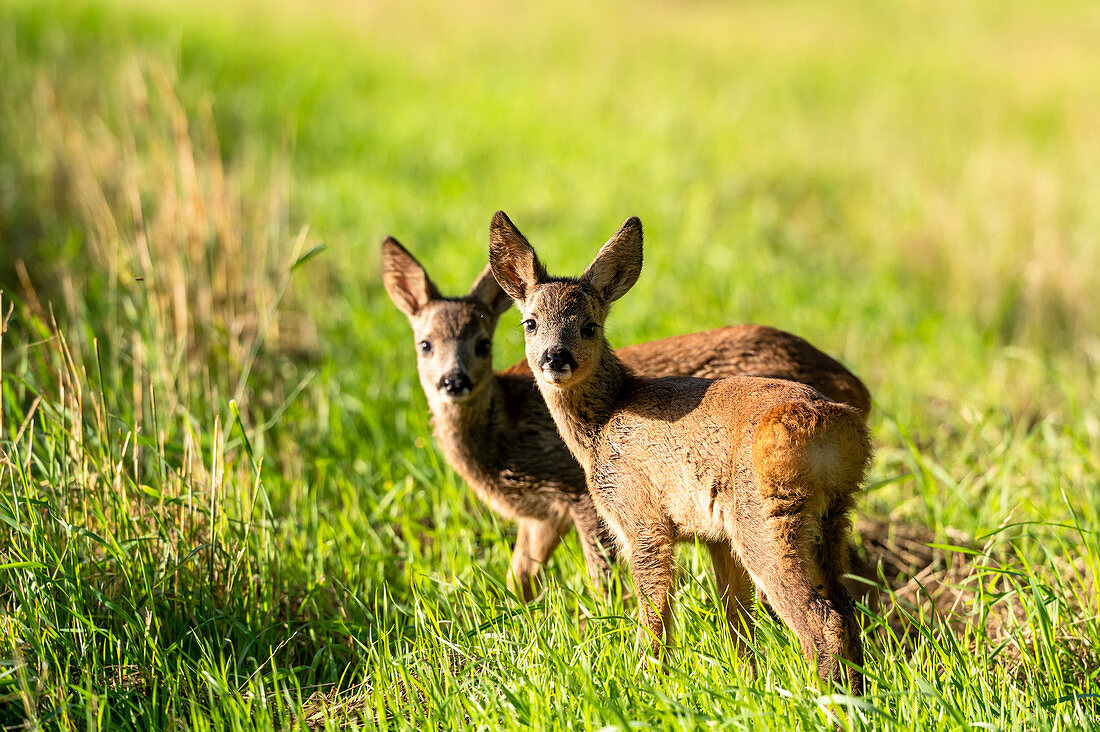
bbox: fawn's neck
[428,378,506,473]
[540,342,630,472]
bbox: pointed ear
[582,216,643,304]
[468,263,513,317]
[489,210,546,306]
[381,236,441,317]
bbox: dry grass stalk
[18,58,317,420]
[1,55,321,595]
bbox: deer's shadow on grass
[850,518,1099,693]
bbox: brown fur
[381,237,872,614]
[489,211,872,692]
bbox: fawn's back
[592,373,868,545]
[616,324,870,416]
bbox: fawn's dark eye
[523,319,537,335]
[580,322,599,339]
[475,338,492,357]
[419,340,432,355]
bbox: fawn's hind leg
[739,506,863,692]
[707,542,756,657]
[816,497,865,694]
[508,513,571,602]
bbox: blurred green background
[1,0,1098,728]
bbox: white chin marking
[542,366,572,384]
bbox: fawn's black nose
[439,372,472,396]
[539,348,577,372]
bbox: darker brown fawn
[382,236,871,609]
[489,212,872,691]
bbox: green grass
[1,0,1099,728]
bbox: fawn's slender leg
[569,494,618,595]
[508,514,570,602]
[738,505,861,692]
[707,541,756,657]
[626,529,676,660]
[816,496,865,694]
[844,541,879,612]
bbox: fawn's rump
[751,399,871,509]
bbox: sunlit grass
[1,0,1099,728]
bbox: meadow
[1,0,1098,728]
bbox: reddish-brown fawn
[489,212,872,692]
[383,236,871,614]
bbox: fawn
[489,212,872,691]
[382,236,871,609]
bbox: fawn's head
[382,237,512,403]
[489,211,642,389]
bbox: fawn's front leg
[507,514,570,602]
[625,530,676,661]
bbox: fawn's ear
[381,236,441,317]
[582,216,643,304]
[468,263,513,317]
[489,211,546,306]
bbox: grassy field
[1,0,1098,728]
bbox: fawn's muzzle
[539,348,577,383]
[439,371,472,397]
